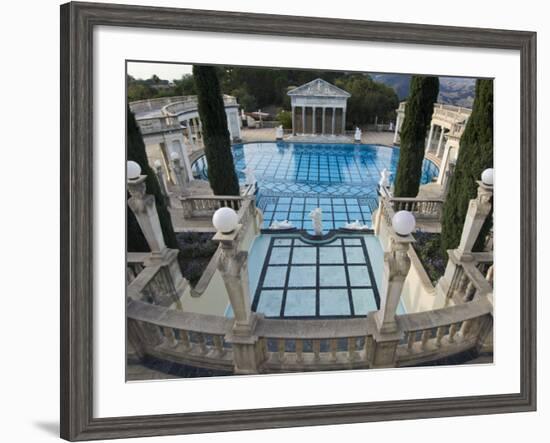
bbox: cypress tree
[127,106,178,251]
[441,79,493,253]
[192,65,240,196]
[394,76,439,197]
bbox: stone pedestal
[367,316,401,368]
[374,232,414,334]
[457,181,493,254]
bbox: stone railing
[396,296,492,367]
[255,317,373,372]
[126,252,148,284]
[180,184,256,219]
[162,95,238,117]
[180,195,244,219]
[379,186,444,222]
[127,262,181,308]
[445,251,494,304]
[127,299,235,371]
[136,116,182,135]
[126,295,492,373]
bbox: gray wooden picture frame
[60,1,537,441]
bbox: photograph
[125,61,494,379]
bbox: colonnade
[291,105,346,136]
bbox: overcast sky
[127,62,193,81]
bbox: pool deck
[241,128,396,146]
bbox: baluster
[435,326,445,347]
[162,327,177,347]
[196,332,208,355]
[213,335,225,357]
[313,339,321,362]
[448,323,458,343]
[277,338,286,363]
[295,339,304,364]
[421,330,431,350]
[486,265,494,284]
[348,337,358,362]
[407,331,415,351]
[179,329,191,351]
[329,338,338,362]
[463,281,476,302]
[460,319,473,337]
[365,335,374,363]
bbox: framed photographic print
[60,1,537,441]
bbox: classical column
[153,160,170,205]
[457,180,493,255]
[322,107,326,135]
[331,107,336,135]
[301,106,306,134]
[186,120,195,147]
[291,106,296,135]
[437,142,452,185]
[393,114,400,143]
[214,224,262,374]
[170,153,187,195]
[425,124,435,153]
[436,127,445,157]
[312,106,316,134]
[341,108,346,135]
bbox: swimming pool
[192,142,439,233]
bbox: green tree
[127,107,178,251]
[192,65,240,196]
[393,76,439,197]
[276,110,292,129]
[441,79,493,253]
[174,74,196,96]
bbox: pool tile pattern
[192,142,439,234]
[251,235,380,318]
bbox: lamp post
[127,161,186,302]
[212,207,261,373]
[374,210,415,335]
[457,168,494,255]
[368,210,415,368]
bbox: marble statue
[275,125,284,140]
[379,168,391,189]
[243,167,256,186]
[309,207,323,236]
[354,127,362,142]
[389,121,395,131]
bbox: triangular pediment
[287,78,351,98]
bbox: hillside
[371,74,476,108]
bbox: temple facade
[287,78,351,136]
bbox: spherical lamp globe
[212,207,239,234]
[392,210,416,237]
[127,161,141,180]
[481,168,494,186]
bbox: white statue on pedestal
[309,208,323,236]
[379,168,391,189]
[354,127,362,142]
[243,167,256,186]
[275,125,284,140]
[389,121,395,131]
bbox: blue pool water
[193,142,439,233]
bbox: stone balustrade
[180,195,244,219]
[126,293,492,373]
[136,116,182,135]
